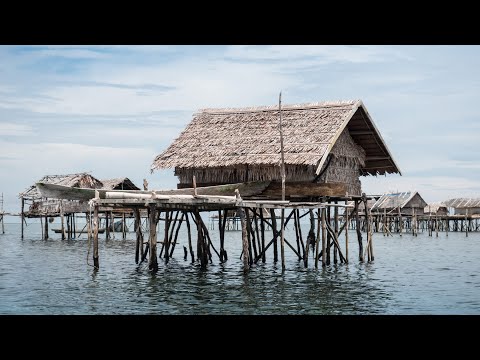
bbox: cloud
[0,123,33,136]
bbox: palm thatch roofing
[371,191,427,210]
[19,172,103,200]
[444,198,480,208]
[100,177,140,190]
[151,100,401,177]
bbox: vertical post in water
[345,200,349,263]
[314,208,321,269]
[465,209,469,238]
[93,202,99,269]
[60,200,66,240]
[239,206,249,272]
[278,91,286,271]
[148,204,158,272]
[44,214,49,240]
[21,197,25,239]
[321,207,327,267]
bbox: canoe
[35,181,270,201]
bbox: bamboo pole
[93,203,99,269]
[148,204,158,272]
[345,200,349,263]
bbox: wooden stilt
[60,200,65,240]
[93,204,99,269]
[326,204,331,265]
[169,212,185,257]
[334,204,339,264]
[364,197,371,262]
[218,210,226,262]
[280,208,286,270]
[40,215,44,240]
[314,208,321,268]
[110,212,115,240]
[245,209,256,264]
[134,208,142,264]
[44,215,49,240]
[194,210,208,267]
[86,212,91,243]
[367,205,374,261]
[345,200,349,263]
[446,215,448,237]
[355,200,363,262]
[72,213,76,239]
[259,208,266,263]
[105,210,110,240]
[148,204,158,272]
[239,206,250,272]
[21,197,25,239]
[321,207,326,267]
[161,211,171,261]
[466,209,468,237]
[122,213,126,240]
[184,211,194,262]
[436,214,439,237]
[67,214,71,240]
[398,205,402,236]
[270,209,278,262]
[293,210,302,261]
[253,209,262,262]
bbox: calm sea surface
[1,218,479,314]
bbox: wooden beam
[261,182,347,198]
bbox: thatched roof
[19,172,103,200]
[371,191,426,210]
[444,198,480,208]
[100,177,140,190]
[151,100,401,177]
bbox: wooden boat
[35,181,270,201]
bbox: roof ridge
[199,100,360,114]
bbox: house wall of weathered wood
[454,207,480,215]
[175,128,366,196]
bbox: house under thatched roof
[19,172,103,200]
[371,191,427,215]
[151,100,400,198]
[424,202,449,216]
[444,198,480,215]
[100,178,140,191]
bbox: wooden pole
[326,204,331,265]
[122,213,126,240]
[148,204,158,272]
[398,205,402,236]
[315,208,321,268]
[293,210,302,261]
[105,210,110,240]
[110,212,115,240]
[93,203,99,269]
[367,205,374,261]
[334,203,339,264]
[239,206,249,272]
[169,212,185,257]
[355,200,363,262]
[435,214,439,238]
[44,215,49,240]
[21,197,24,239]
[446,214,449,237]
[162,211,171,262]
[270,209,278,262]
[72,213,76,239]
[60,200,65,240]
[259,208,266,263]
[40,214,44,240]
[345,200,349,263]
[184,211,194,262]
[321,207,326,267]
[245,209,256,263]
[280,208,286,270]
[134,208,142,264]
[466,209,468,237]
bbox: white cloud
[225,45,412,64]
[0,123,33,136]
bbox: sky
[1,45,480,213]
